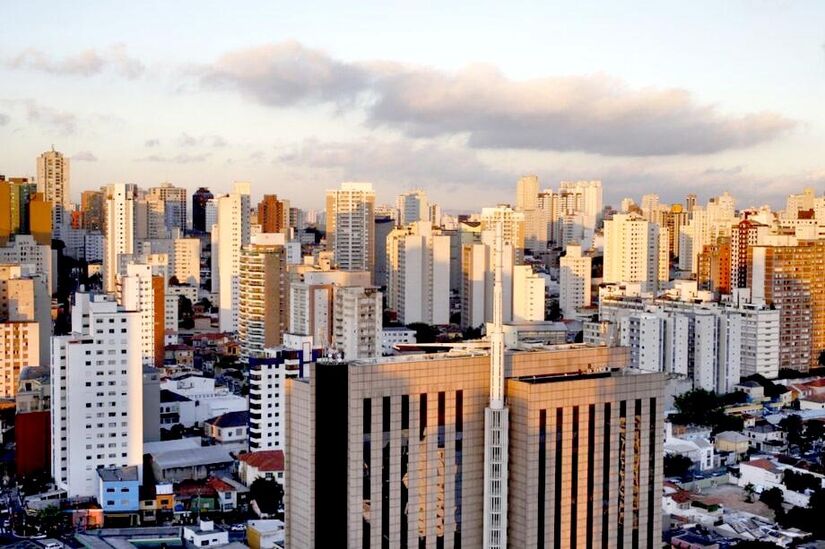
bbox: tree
[779,414,805,450]
[819,349,825,367]
[663,454,693,478]
[744,482,756,503]
[250,477,284,515]
[545,300,562,321]
[759,487,784,515]
[179,296,194,329]
[407,323,440,344]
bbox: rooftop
[205,410,248,429]
[238,449,285,472]
[97,465,139,482]
[160,389,191,403]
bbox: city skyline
[3,1,825,210]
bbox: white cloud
[73,151,98,162]
[7,44,145,79]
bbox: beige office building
[286,345,664,548]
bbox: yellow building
[28,192,52,245]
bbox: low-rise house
[745,423,785,452]
[799,393,825,410]
[737,457,823,508]
[183,519,228,547]
[150,443,235,482]
[97,466,140,513]
[207,476,250,512]
[714,431,750,456]
[247,519,285,549]
[238,450,285,486]
[204,410,249,444]
[665,425,715,471]
[734,380,766,402]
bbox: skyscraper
[257,194,290,234]
[36,148,70,241]
[149,182,187,232]
[103,183,136,293]
[192,187,214,233]
[559,244,592,317]
[285,343,665,548]
[238,233,288,358]
[51,292,143,498]
[396,190,430,226]
[603,213,669,293]
[81,190,104,231]
[326,182,376,274]
[214,182,251,332]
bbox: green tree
[545,299,561,321]
[759,487,784,515]
[663,454,693,478]
[744,482,756,503]
[250,477,284,515]
[779,414,805,450]
[407,323,440,344]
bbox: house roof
[238,450,285,472]
[18,366,49,382]
[205,410,248,429]
[98,465,139,482]
[715,431,749,443]
[742,459,780,474]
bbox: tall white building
[0,234,54,295]
[213,182,251,332]
[119,262,165,368]
[51,292,143,498]
[396,190,429,226]
[103,183,136,293]
[603,213,669,293]
[326,182,376,273]
[481,205,525,262]
[36,148,70,240]
[511,265,545,322]
[559,244,592,317]
[515,175,545,250]
[146,235,201,286]
[332,286,381,360]
[386,221,450,325]
[287,270,371,348]
[135,192,167,240]
[557,180,602,248]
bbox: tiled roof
[205,410,248,429]
[238,450,285,472]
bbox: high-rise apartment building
[386,221,450,325]
[0,235,54,295]
[1,177,36,237]
[36,148,70,240]
[51,292,143,498]
[285,345,664,548]
[480,205,525,262]
[730,219,769,290]
[238,233,288,358]
[332,285,381,360]
[103,183,136,293]
[119,262,165,368]
[749,239,825,371]
[515,175,546,251]
[192,187,214,233]
[213,182,251,332]
[28,192,53,246]
[512,265,545,322]
[0,265,41,397]
[326,182,376,273]
[559,243,592,317]
[603,213,669,293]
[287,269,371,348]
[396,190,429,226]
[81,190,104,231]
[146,235,201,286]
[135,191,167,240]
[149,183,187,232]
[257,194,290,234]
[373,214,395,288]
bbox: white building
[380,327,417,356]
[51,292,143,498]
[161,375,247,427]
[119,261,165,367]
[386,221,450,325]
[103,183,136,293]
[183,520,228,548]
[603,213,669,293]
[248,348,307,451]
[559,244,592,317]
[287,269,371,349]
[0,234,54,295]
[213,182,251,332]
[84,231,104,263]
[146,235,201,286]
[333,286,382,360]
[149,183,187,232]
[512,265,545,322]
[36,148,70,240]
[396,190,429,226]
[326,182,375,273]
[557,180,602,248]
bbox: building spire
[483,220,509,549]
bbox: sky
[1,0,824,211]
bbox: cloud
[24,101,77,134]
[73,151,98,162]
[198,41,795,157]
[145,138,160,147]
[248,150,265,162]
[0,113,8,125]
[136,153,210,164]
[7,44,144,79]
[277,137,514,189]
[176,132,227,147]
